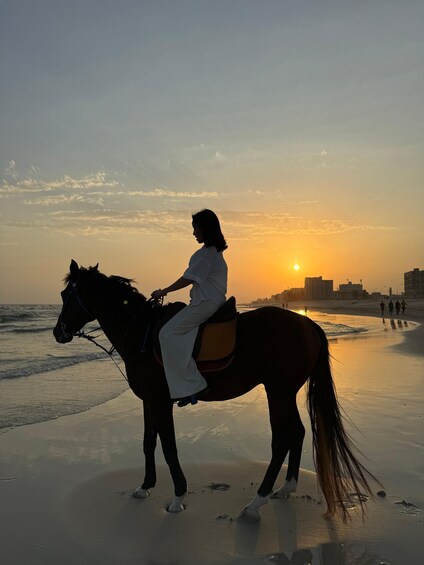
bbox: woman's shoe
[176,387,210,407]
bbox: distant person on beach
[304,306,308,316]
[380,301,385,316]
[395,300,401,315]
[388,300,394,316]
[151,209,228,407]
[401,299,407,314]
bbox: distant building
[304,276,333,300]
[404,268,424,298]
[338,281,364,299]
[281,287,305,302]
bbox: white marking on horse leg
[132,486,150,499]
[272,478,298,499]
[237,494,271,523]
[167,494,186,513]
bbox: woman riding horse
[54,260,379,522]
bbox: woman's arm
[151,276,192,299]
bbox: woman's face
[192,223,204,243]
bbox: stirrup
[177,395,198,408]
[176,386,209,408]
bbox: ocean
[0,304,379,431]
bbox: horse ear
[94,263,99,271]
[70,259,79,276]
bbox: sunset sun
[293,264,300,271]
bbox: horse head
[53,259,97,343]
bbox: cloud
[0,171,121,195]
[0,164,397,239]
[2,208,398,239]
[214,151,226,162]
[42,172,120,190]
[219,211,397,239]
[125,188,218,199]
[43,209,191,237]
[23,194,106,207]
[4,160,17,179]
[21,187,218,206]
[1,164,218,208]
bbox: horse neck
[92,298,151,359]
[94,310,127,356]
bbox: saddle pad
[153,313,237,372]
[196,317,237,361]
[153,297,237,361]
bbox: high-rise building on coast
[304,276,334,300]
[404,268,424,298]
[338,281,364,299]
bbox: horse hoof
[237,508,261,523]
[133,486,150,499]
[272,478,297,499]
[166,495,186,513]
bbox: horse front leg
[156,401,187,513]
[133,400,158,499]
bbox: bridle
[58,278,163,383]
[64,280,94,316]
[58,280,94,340]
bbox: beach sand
[1,304,423,565]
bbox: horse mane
[65,265,148,307]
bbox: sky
[1,0,423,303]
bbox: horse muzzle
[53,321,74,344]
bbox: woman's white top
[183,245,227,306]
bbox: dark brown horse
[53,260,378,522]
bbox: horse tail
[307,322,380,521]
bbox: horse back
[235,306,321,380]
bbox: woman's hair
[192,209,228,252]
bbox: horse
[53,260,378,522]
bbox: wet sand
[289,298,424,357]
[0,306,423,564]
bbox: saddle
[153,296,237,372]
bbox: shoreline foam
[285,298,424,357]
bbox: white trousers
[159,300,220,399]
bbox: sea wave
[0,305,60,324]
[1,326,53,334]
[0,352,106,380]
[0,311,39,323]
[318,322,367,337]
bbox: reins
[73,327,128,382]
[71,297,164,384]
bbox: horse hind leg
[238,392,296,523]
[272,405,305,499]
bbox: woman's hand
[151,288,167,300]
[151,277,191,300]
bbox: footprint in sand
[395,500,421,516]
[349,492,371,503]
[208,482,231,491]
